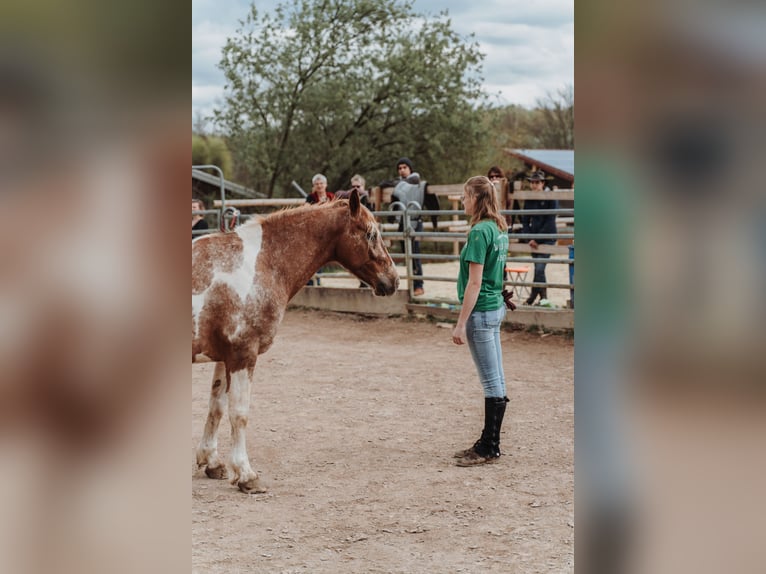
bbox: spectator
[451,175,510,466]
[192,197,208,241]
[520,170,558,305]
[486,167,511,279]
[334,174,371,208]
[306,173,335,204]
[305,174,334,285]
[383,157,440,296]
[487,166,504,180]
[334,174,375,288]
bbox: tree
[533,84,574,149]
[473,104,540,171]
[192,134,234,178]
[213,0,487,197]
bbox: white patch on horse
[216,223,262,301]
[191,222,263,339]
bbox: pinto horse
[192,190,399,493]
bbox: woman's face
[192,200,203,221]
[461,191,475,215]
[313,180,327,195]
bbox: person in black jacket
[192,197,209,241]
[520,170,558,305]
[382,157,440,296]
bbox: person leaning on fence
[452,175,511,466]
[305,173,335,285]
[382,157,440,296]
[192,197,208,241]
[520,170,558,305]
[334,174,371,208]
[306,173,335,205]
[487,166,504,181]
[335,174,373,288]
[486,166,511,280]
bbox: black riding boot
[455,397,509,466]
[488,396,509,454]
[525,288,541,306]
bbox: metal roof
[192,169,266,199]
[503,149,574,182]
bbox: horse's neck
[261,207,343,296]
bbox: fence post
[568,244,575,309]
[404,201,422,299]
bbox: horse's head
[334,190,399,296]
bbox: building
[503,149,574,189]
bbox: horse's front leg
[228,367,265,493]
[196,361,228,479]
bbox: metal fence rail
[191,173,574,306]
[347,204,574,304]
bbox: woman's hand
[529,239,539,249]
[452,322,467,345]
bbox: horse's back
[192,221,272,366]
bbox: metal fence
[192,167,574,307]
[321,203,575,307]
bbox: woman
[452,176,510,466]
[486,166,504,181]
[192,197,208,241]
[306,173,335,204]
[334,173,371,208]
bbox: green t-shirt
[457,219,509,311]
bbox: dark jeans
[531,251,551,285]
[398,218,424,290]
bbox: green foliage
[206,137,234,178]
[192,134,210,166]
[192,135,233,179]
[470,85,574,177]
[534,84,574,149]
[213,0,487,197]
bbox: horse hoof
[238,477,266,494]
[204,464,227,480]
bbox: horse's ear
[349,188,361,217]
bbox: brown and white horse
[192,190,399,492]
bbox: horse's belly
[192,296,280,364]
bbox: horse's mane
[239,199,351,228]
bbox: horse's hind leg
[227,367,264,493]
[196,362,228,479]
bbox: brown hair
[464,176,508,231]
[487,166,504,178]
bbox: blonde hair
[350,174,366,188]
[464,176,508,231]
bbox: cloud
[191,0,574,112]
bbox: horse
[192,189,399,493]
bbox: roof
[503,149,574,182]
[192,169,266,199]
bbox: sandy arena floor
[192,308,573,573]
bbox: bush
[192,135,233,179]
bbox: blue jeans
[532,251,551,284]
[466,306,507,398]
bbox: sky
[192,0,574,121]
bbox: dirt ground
[192,308,574,573]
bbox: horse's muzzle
[374,275,399,296]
